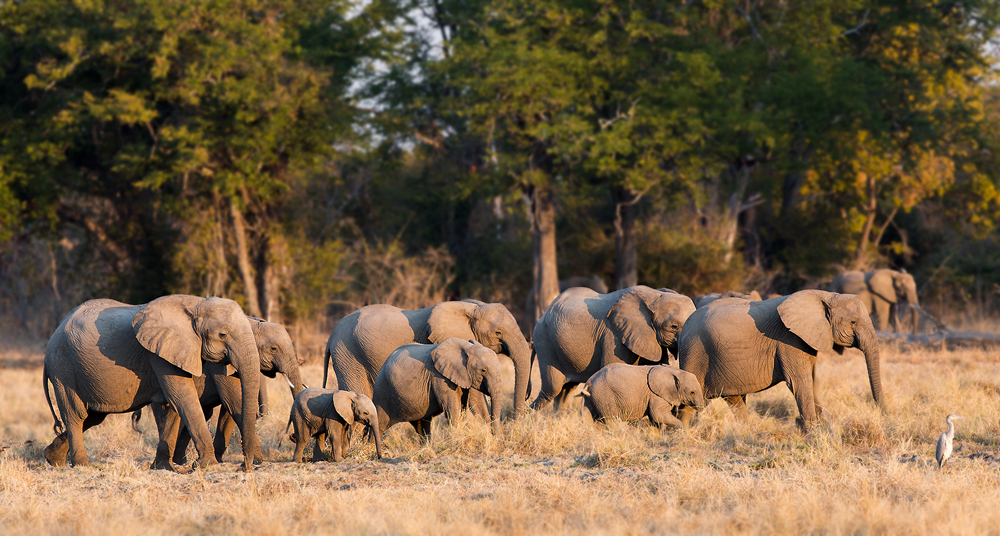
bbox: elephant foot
[44,436,69,467]
[172,455,188,466]
[150,457,174,471]
[239,459,255,473]
[795,417,813,433]
[193,455,219,470]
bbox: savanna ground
[3,330,1000,535]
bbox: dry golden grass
[4,337,1000,535]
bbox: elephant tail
[130,409,143,433]
[42,365,64,436]
[280,416,293,448]
[579,384,591,398]
[322,345,331,389]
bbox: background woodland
[2,0,1000,338]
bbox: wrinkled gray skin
[696,290,762,309]
[830,269,919,334]
[324,300,531,418]
[286,388,382,462]
[373,338,505,440]
[42,296,260,471]
[530,285,696,411]
[582,363,706,430]
[678,290,884,431]
[138,319,306,470]
[524,275,610,336]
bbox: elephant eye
[850,320,857,325]
[219,332,227,340]
[495,329,502,337]
[270,345,278,353]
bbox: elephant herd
[38,269,910,470]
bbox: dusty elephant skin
[138,318,307,470]
[41,295,261,471]
[830,269,919,334]
[678,290,883,430]
[286,388,381,462]
[373,338,505,440]
[530,285,696,411]
[323,300,531,417]
[582,363,705,430]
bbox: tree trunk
[611,185,638,290]
[529,185,559,326]
[229,197,262,318]
[853,172,876,270]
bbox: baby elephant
[285,388,382,462]
[374,337,505,440]
[582,363,705,430]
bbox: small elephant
[530,285,696,411]
[582,363,705,430]
[285,388,382,462]
[695,290,762,309]
[830,269,919,334]
[42,296,261,470]
[678,290,884,430]
[374,338,504,440]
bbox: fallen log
[877,329,1000,349]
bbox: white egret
[935,414,963,470]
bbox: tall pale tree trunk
[611,185,638,290]
[528,184,559,327]
[229,197,262,318]
[853,172,877,270]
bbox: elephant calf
[373,338,505,440]
[285,388,382,463]
[582,363,705,430]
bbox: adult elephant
[139,318,306,469]
[530,286,696,411]
[42,295,260,470]
[678,290,884,430]
[323,300,532,417]
[830,269,919,334]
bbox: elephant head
[332,390,382,459]
[431,338,505,436]
[608,286,697,362]
[249,318,307,401]
[132,295,260,468]
[427,302,530,417]
[647,365,705,409]
[777,290,884,408]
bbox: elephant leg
[531,364,567,411]
[786,363,819,432]
[150,360,218,469]
[328,424,345,462]
[292,435,307,463]
[313,431,329,462]
[213,408,237,461]
[873,298,892,332]
[212,373,264,463]
[648,397,682,430]
[44,432,69,468]
[724,395,749,419]
[411,418,433,441]
[67,412,107,467]
[152,404,182,470]
[812,367,823,417]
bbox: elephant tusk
[285,376,295,390]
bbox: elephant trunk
[505,335,531,418]
[280,359,307,400]
[486,376,503,437]
[370,421,383,459]
[233,338,261,471]
[855,328,884,409]
[910,304,919,336]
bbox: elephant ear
[332,391,355,425]
[608,288,662,362]
[430,338,473,389]
[427,301,477,344]
[868,270,898,303]
[647,366,682,407]
[132,295,205,377]
[777,291,834,353]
